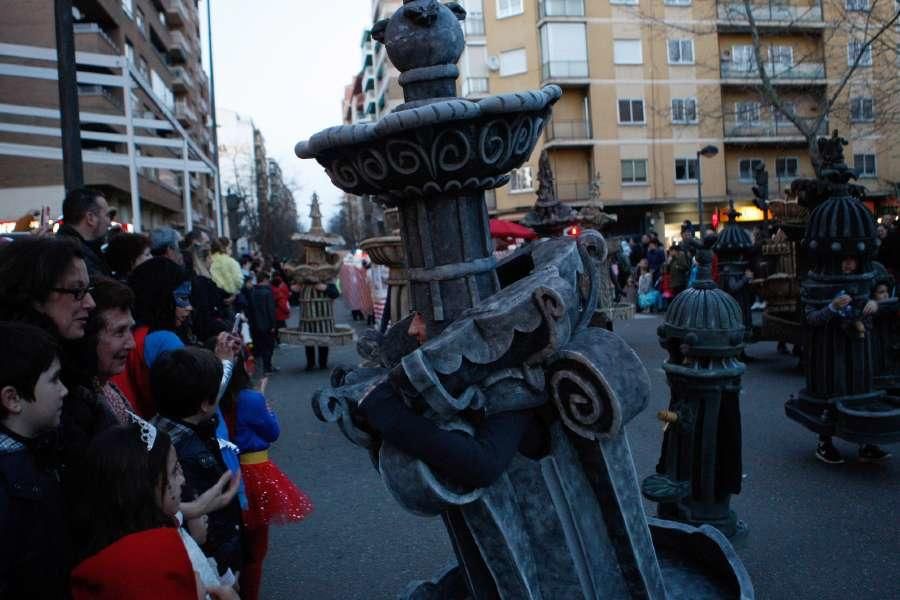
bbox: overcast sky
[201,0,372,226]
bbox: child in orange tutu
[221,359,312,600]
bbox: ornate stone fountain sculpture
[296,2,753,597]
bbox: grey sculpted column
[714,201,755,340]
[296,2,753,597]
[644,238,747,538]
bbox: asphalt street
[260,303,898,600]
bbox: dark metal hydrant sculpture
[785,132,900,444]
[297,1,752,597]
[644,238,747,538]
[714,202,755,341]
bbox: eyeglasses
[51,285,95,301]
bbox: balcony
[73,23,120,55]
[465,12,485,35]
[462,77,489,97]
[541,60,589,81]
[363,67,376,92]
[723,117,827,142]
[720,60,825,84]
[168,30,190,63]
[556,182,591,203]
[717,2,824,30]
[77,84,122,113]
[175,100,197,126]
[727,174,809,199]
[165,0,192,28]
[171,66,194,94]
[540,0,585,18]
[545,118,592,143]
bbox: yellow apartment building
[457,0,900,242]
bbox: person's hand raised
[214,332,241,361]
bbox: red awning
[489,218,537,240]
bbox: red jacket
[273,282,291,322]
[110,325,154,418]
[71,527,197,600]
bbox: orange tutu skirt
[240,458,313,529]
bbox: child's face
[875,284,890,301]
[186,512,209,545]
[5,357,67,437]
[159,446,185,517]
[841,256,858,274]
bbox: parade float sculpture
[359,208,410,327]
[296,1,752,597]
[643,237,747,538]
[281,193,354,348]
[520,150,578,237]
[785,131,900,446]
[714,201,755,340]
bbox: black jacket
[0,426,69,600]
[248,284,276,333]
[56,224,111,279]
[190,275,230,343]
[58,384,118,484]
[153,415,244,575]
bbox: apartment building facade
[0,0,219,233]
[458,0,900,242]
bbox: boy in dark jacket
[248,271,277,374]
[0,323,70,599]
[150,347,244,576]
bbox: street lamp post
[696,144,719,231]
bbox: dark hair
[257,270,271,282]
[0,237,84,330]
[128,257,189,332]
[70,278,135,384]
[151,347,223,419]
[72,424,174,561]
[181,229,206,250]
[211,237,230,254]
[106,233,150,278]
[0,322,59,419]
[219,356,252,435]
[62,187,104,225]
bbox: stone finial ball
[381,0,465,72]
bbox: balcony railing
[175,100,197,125]
[465,12,485,35]
[545,118,591,141]
[724,117,827,139]
[540,0,586,17]
[168,30,190,62]
[541,60,589,80]
[721,60,825,81]
[717,2,823,25]
[73,23,120,55]
[171,66,194,93]
[557,182,592,202]
[77,84,122,111]
[165,0,192,28]
[462,77,489,97]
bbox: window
[610,0,638,4]
[774,102,796,122]
[736,101,761,124]
[121,0,133,18]
[769,45,793,67]
[667,39,694,65]
[136,8,145,34]
[671,97,698,123]
[846,0,869,10]
[158,9,166,25]
[499,48,527,76]
[614,40,643,65]
[739,159,765,180]
[540,22,588,78]
[675,158,698,182]
[510,166,533,191]
[854,153,877,177]
[125,41,135,66]
[850,97,875,121]
[138,56,148,79]
[849,40,873,66]
[497,0,524,18]
[150,70,174,110]
[621,159,648,184]
[776,157,799,178]
[732,45,757,71]
[665,0,692,5]
[618,99,645,124]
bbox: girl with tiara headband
[220,358,313,600]
[70,419,240,600]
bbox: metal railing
[462,77,489,97]
[169,30,190,59]
[541,60,589,80]
[164,0,192,27]
[556,182,592,202]
[171,66,194,91]
[721,60,825,80]
[73,23,120,54]
[545,118,591,141]
[465,12,485,35]
[175,100,197,124]
[717,2,823,24]
[723,117,826,138]
[539,0,585,17]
